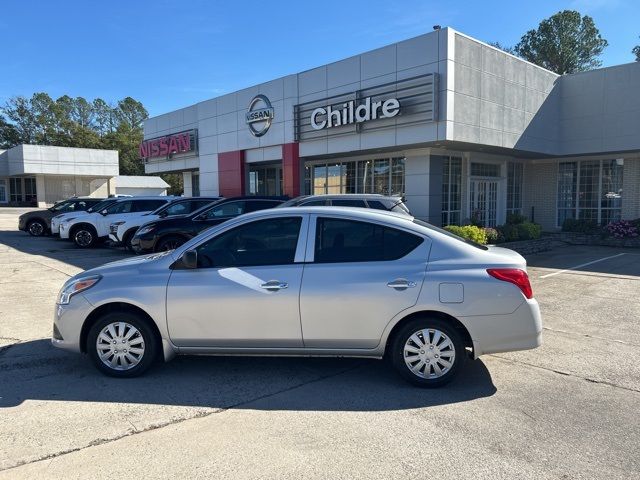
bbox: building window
[441,156,462,226]
[24,178,37,202]
[305,157,405,196]
[470,162,501,177]
[507,163,523,216]
[9,178,23,202]
[556,159,623,227]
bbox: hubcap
[403,328,456,379]
[29,222,44,236]
[75,230,93,247]
[96,322,145,371]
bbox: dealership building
[141,27,640,230]
[0,144,169,206]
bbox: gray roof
[115,175,169,188]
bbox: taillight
[487,268,533,299]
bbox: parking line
[539,253,627,279]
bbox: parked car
[52,206,542,387]
[50,198,119,236]
[279,194,411,215]
[59,196,174,248]
[109,196,221,250]
[130,196,287,254]
[18,197,105,236]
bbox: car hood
[72,251,174,280]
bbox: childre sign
[310,97,400,130]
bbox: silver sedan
[51,207,542,387]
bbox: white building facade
[141,28,640,230]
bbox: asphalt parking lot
[0,207,639,479]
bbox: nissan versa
[52,207,542,387]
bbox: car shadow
[0,339,497,411]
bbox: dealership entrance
[248,163,283,196]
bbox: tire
[155,235,187,252]
[87,311,158,378]
[390,317,466,388]
[72,224,98,248]
[27,219,46,237]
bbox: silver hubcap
[403,328,456,379]
[96,322,145,371]
[75,230,92,246]
[29,222,44,235]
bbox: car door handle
[387,279,417,290]
[260,280,288,291]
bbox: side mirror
[158,211,168,218]
[181,250,198,269]
[100,209,108,216]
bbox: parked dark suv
[18,197,105,236]
[130,196,287,253]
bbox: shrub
[497,224,519,242]
[562,218,600,233]
[506,213,527,225]
[496,221,542,242]
[605,220,639,238]
[444,225,488,244]
[484,227,499,244]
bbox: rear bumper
[461,299,542,358]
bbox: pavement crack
[489,355,640,394]
[0,363,363,473]
[542,326,640,348]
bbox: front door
[248,164,282,196]
[0,180,7,203]
[299,216,430,349]
[470,179,499,227]
[166,215,307,347]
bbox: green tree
[514,10,608,74]
[0,117,20,149]
[489,41,515,55]
[633,37,640,61]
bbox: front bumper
[462,299,543,358]
[18,217,26,231]
[130,235,155,254]
[58,223,71,239]
[51,294,94,353]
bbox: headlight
[63,217,77,223]
[111,221,126,227]
[137,225,155,236]
[58,275,101,305]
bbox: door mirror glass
[100,209,108,216]
[181,250,198,269]
[158,210,168,218]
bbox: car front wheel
[155,235,187,252]
[87,312,158,378]
[72,225,97,248]
[390,317,465,388]
[27,219,46,236]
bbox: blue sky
[1,0,638,117]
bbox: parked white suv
[59,197,173,248]
[51,198,118,235]
[109,197,220,250]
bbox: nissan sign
[139,130,197,160]
[246,94,274,137]
[310,97,400,130]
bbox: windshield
[49,200,75,212]
[87,199,117,213]
[412,219,488,251]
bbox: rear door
[299,215,430,348]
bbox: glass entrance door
[248,164,283,196]
[0,180,6,203]
[470,179,498,227]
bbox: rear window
[315,217,424,263]
[412,219,488,250]
[367,199,410,215]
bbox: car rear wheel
[87,312,158,378]
[123,229,136,251]
[156,235,186,252]
[390,317,465,388]
[27,219,46,236]
[72,225,97,248]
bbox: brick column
[218,150,245,197]
[282,142,301,198]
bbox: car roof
[292,194,402,200]
[109,196,178,202]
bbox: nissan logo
[246,94,274,137]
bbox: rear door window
[314,217,423,263]
[203,201,246,219]
[134,199,168,212]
